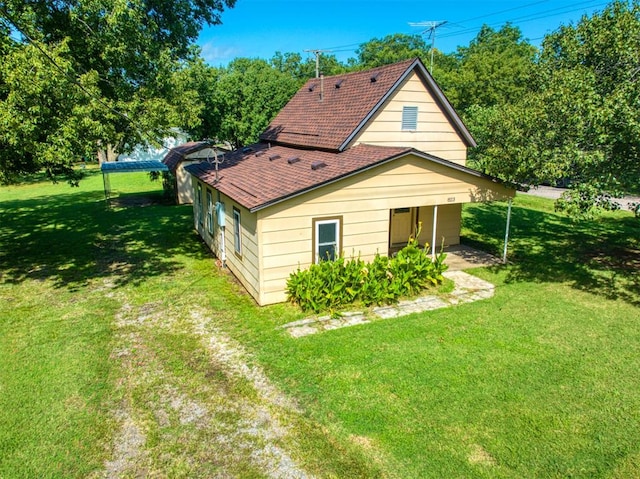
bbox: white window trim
[196,183,203,226]
[233,207,242,256]
[206,189,213,235]
[314,218,340,263]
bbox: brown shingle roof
[162,141,210,172]
[185,143,413,211]
[185,142,513,212]
[260,59,416,151]
[259,58,475,151]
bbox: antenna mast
[205,138,225,183]
[304,49,332,78]
[408,20,448,74]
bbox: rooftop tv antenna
[408,20,448,74]
[205,138,225,183]
[304,49,332,78]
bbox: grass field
[1,168,639,478]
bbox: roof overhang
[186,145,521,213]
[247,149,516,212]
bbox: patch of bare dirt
[468,444,497,466]
[101,298,312,478]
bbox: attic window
[287,156,301,164]
[311,161,327,170]
[268,154,281,161]
[402,106,418,131]
[370,72,380,83]
[308,83,317,92]
[335,79,344,89]
[255,151,265,157]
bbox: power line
[438,0,609,40]
[315,0,608,58]
[447,0,551,27]
[408,20,448,73]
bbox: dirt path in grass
[99,288,312,479]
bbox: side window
[206,189,213,235]
[401,105,418,131]
[233,207,242,256]
[196,183,203,226]
[313,217,341,263]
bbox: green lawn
[1,169,639,478]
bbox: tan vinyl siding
[416,204,462,248]
[175,160,201,204]
[222,196,260,302]
[290,158,511,209]
[353,71,467,164]
[255,154,511,305]
[190,181,261,303]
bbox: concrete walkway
[444,244,502,270]
[280,270,495,338]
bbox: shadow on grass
[0,189,208,290]
[462,202,640,306]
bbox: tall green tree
[213,58,299,148]
[0,39,102,184]
[175,53,222,141]
[538,0,640,198]
[353,33,429,69]
[270,51,348,81]
[0,0,234,183]
[469,1,640,217]
[451,23,537,112]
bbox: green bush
[286,231,448,313]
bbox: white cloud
[199,40,243,66]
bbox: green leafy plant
[286,223,448,313]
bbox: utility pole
[408,20,447,74]
[304,49,332,78]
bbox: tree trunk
[97,144,119,164]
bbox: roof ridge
[303,57,417,83]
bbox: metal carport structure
[100,160,169,204]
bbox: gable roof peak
[260,58,427,151]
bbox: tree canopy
[469,0,640,216]
[353,33,430,69]
[210,58,299,149]
[1,0,638,218]
[449,23,537,112]
[0,0,234,183]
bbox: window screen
[197,183,203,225]
[233,207,242,255]
[315,219,340,262]
[206,189,213,234]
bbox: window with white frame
[206,189,213,235]
[401,105,418,131]
[196,183,203,226]
[233,207,242,256]
[313,217,341,263]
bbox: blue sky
[197,0,611,66]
